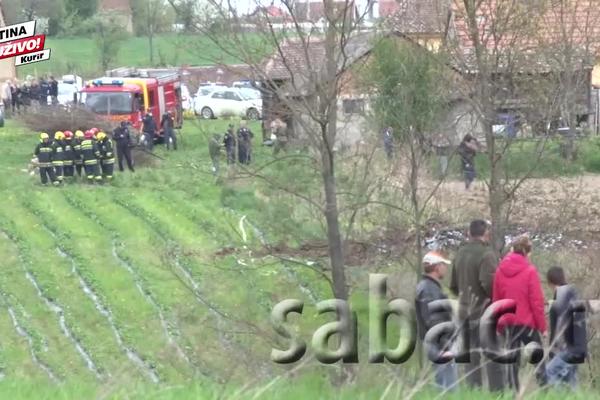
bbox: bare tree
[445,0,600,252]
[168,0,382,304]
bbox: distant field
[17,34,244,78]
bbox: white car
[56,82,78,105]
[180,83,193,112]
[195,84,228,98]
[194,88,262,120]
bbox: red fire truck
[79,68,183,138]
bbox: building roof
[247,5,291,21]
[388,0,449,35]
[447,0,600,73]
[263,31,376,82]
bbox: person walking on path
[415,251,458,391]
[492,236,547,390]
[450,219,504,391]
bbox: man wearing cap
[415,251,457,391]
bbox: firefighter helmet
[84,130,94,139]
[54,131,64,140]
[96,131,107,141]
[40,132,49,142]
[64,131,73,139]
[75,130,84,138]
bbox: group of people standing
[2,76,59,115]
[416,220,586,392]
[140,111,178,151]
[209,122,254,175]
[33,121,135,186]
[380,128,479,190]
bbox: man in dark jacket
[223,124,236,164]
[450,219,504,391]
[416,251,457,391]
[545,267,586,388]
[237,122,253,164]
[142,112,157,151]
[161,111,177,150]
[49,76,58,105]
[458,134,479,190]
[113,122,135,172]
[39,78,49,106]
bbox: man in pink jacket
[493,235,547,390]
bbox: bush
[580,136,600,173]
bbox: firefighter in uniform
[62,130,75,179]
[113,121,135,172]
[96,131,115,180]
[34,133,58,185]
[52,131,65,183]
[73,130,85,177]
[81,130,102,183]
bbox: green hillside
[17,34,243,78]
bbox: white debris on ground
[424,227,588,251]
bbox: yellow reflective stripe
[52,161,64,166]
[84,160,98,165]
[63,161,74,166]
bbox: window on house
[343,99,365,115]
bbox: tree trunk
[321,0,347,302]
[322,155,348,300]
[485,120,506,254]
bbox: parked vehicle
[45,75,83,106]
[194,87,262,120]
[56,82,79,105]
[181,83,194,112]
[80,68,183,134]
[195,84,228,98]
